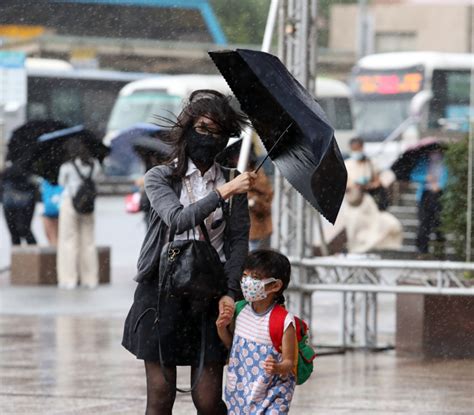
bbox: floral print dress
[225,303,296,414]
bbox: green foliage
[441,137,474,261]
[211,0,358,47]
[210,0,271,45]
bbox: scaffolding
[272,0,322,259]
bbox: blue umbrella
[105,123,167,177]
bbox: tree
[211,0,358,47]
[441,136,474,261]
[210,0,271,45]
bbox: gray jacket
[135,164,250,300]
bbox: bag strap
[234,300,248,317]
[72,160,94,181]
[156,310,207,393]
[180,177,214,245]
[235,301,288,353]
[269,304,288,353]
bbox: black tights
[144,361,227,415]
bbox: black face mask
[186,130,227,167]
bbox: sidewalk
[1,271,473,414]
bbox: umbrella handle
[255,122,293,173]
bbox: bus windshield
[353,98,411,140]
[107,91,182,132]
[350,67,424,140]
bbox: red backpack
[235,300,316,385]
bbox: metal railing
[286,256,474,351]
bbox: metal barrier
[286,256,474,351]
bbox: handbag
[158,220,226,306]
[155,223,225,393]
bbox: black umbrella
[391,137,447,181]
[7,120,68,164]
[209,49,347,224]
[35,125,109,184]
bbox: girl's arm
[263,324,297,377]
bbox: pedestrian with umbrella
[392,138,448,255]
[1,120,67,246]
[122,89,254,415]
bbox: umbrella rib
[255,122,293,173]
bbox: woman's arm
[144,166,221,234]
[263,324,297,377]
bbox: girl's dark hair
[244,249,291,305]
[156,89,248,179]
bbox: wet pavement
[1,312,473,414]
[1,198,474,414]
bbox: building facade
[330,2,473,55]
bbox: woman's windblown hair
[155,89,248,179]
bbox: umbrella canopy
[208,49,347,224]
[34,125,109,184]
[105,123,165,176]
[7,120,68,164]
[391,137,447,181]
[132,135,172,159]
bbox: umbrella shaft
[255,122,293,173]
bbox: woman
[57,140,101,289]
[122,90,255,415]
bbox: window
[375,32,416,53]
[429,70,471,132]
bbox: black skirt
[122,278,228,366]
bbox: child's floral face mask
[240,274,277,302]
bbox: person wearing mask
[56,140,101,289]
[122,90,254,415]
[345,137,388,211]
[217,143,273,251]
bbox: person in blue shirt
[410,150,448,254]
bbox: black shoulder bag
[155,178,227,393]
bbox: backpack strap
[72,160,94,181]
[234,300,248,317]
[269,304,288,353]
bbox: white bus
[350,52,473,148]
[25,58,151,137]
[105,74,355,150]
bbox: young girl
[217,249,297,414]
